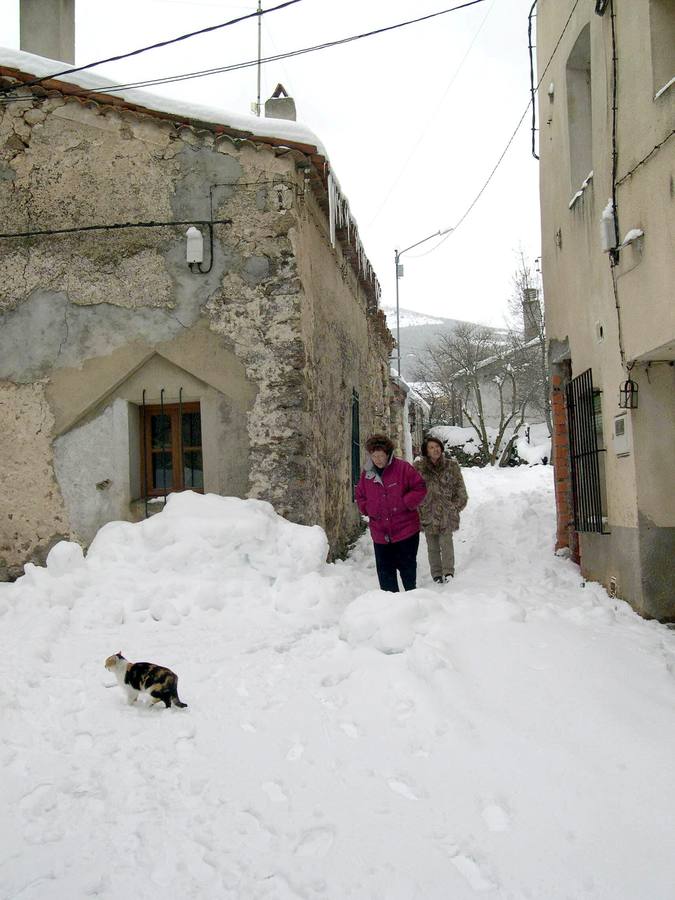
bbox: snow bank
[339,589,436,654]
[431,422,551,466]
[10,492,340,636]
[2,469,675,900]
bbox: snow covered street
[1,467,674,899]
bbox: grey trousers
[425,530,455,579]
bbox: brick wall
[551,373,580,562]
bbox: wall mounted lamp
[619,377,638,409]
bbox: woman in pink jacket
[355,434,427,592]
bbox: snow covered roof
[0,47,325,153]
[0,47,382,309]
[389,372,430,412]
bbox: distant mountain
[382,305,507,381]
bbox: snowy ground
[2,467,674,900]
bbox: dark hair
[421,436,445,458]
[365,433,395,455]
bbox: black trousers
[373,532,420,593]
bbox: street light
[394,226,454,376]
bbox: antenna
[252,0,262,115]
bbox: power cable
[533,0,580,92]
[0,0,303,96]
[400,0,583,260]
[452,103,530,233]
[0,0,488,102]
[616,128,674,186]
[1,0,582,254]
[529,0,581,158]
[0,218,232,240]
[367,0,497,227]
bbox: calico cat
[105,652,187,708]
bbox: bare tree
[413,322,532,465]
[408,370,461,427]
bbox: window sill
[568,170,593,209]
[654,76,674,101]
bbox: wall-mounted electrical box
[613,412,631,456]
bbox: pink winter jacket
[355,455,427,545]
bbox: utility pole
[394,226,454,376]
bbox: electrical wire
[1,0,584,258]
[529,0,582,158]
[616,128,674,186]
[0,180,292,240]
[452,103,531,233]
[0,218,232,240]
[0,1,303,96]
[528,1,539,160]
[533,0,581,92]
[0,1,488,102]
[400,0,584,260]
[367,0,497,228]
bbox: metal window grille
[565,368,608,533]
[140,388,203,518]
[351,389,360,498]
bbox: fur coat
[413,456,468,534]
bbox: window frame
[141,401,203,497]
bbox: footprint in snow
[481,802,511,832]
[74,732,94,751]
[450,852,497,892]
[387,779,418,800]
[339,721,359,739]
[294,826,335,857]
[262,781,288,803]
[394,698,415,721]
[20,783,57,816]
[286,743,304,761]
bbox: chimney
[522,287,542,342]
[20,0,75,63]
[264,84,297,122]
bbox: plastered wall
[0,80,393,572]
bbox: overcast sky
[6,0,542,327]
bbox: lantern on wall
[618,377,638,409]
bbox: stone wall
[0,80,393,572]
[291,187,394,555]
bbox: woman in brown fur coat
[413,436,468,583]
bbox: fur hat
[365,433,395,455]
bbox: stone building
[0,48,396,577]
[389,374,430,461]
[536,1,674,619]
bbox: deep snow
[1,467,674,899]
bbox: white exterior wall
[536,0,674,618]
